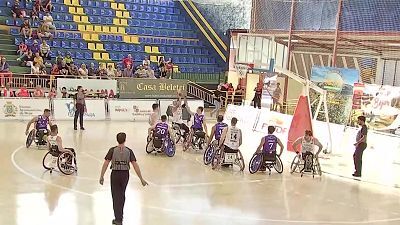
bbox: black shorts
[263,151,276,162]
[223,145,238,153]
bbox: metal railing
[187,82,215,104]
[172,72,225,84]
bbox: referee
[74,86,86,130]
[99,132,148,225]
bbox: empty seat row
[170,56,216,65]
[139,37,202,47]
[130,12,185,23]
[113,0,176,7]
[127,27,197,38]
[105,43,143,52]
[160,46,210,56]
[64,0,111,8]
[128,19,192,30]
[121,3,180,14]
[180,67,221,74]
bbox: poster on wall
[0,98,49,120]
[118,79,188,99]
[311,67,359,95]
[261,72,279,109]
[53,99,106,120]
[109,100,156,121]
[56,78,118,98]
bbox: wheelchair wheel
[314,159,322,176]
[146,140,154,154]
[26,130,35,148]
[42,151,55,170]
[165,139,175,157]
[290,155,300,174]
[235,151,245,171]
[57,152,76,175]
[274,155,284,173]
[211,150,222,170]
[249,153,263,174]
[203,145,215,165]
[173,125,182,143]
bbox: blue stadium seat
[159,46,166,53]
[121,44,128,51]
[5,19,13,26]
[140,20,147,27]
[108,35,116,42]
[100,35,107,41]
[74,33,82,39]
[81,0,88,6]
[76,51,84,60]
[138,28,145,35]
[165,15,172,21]
[195,58,201,64]
[92,8,100,16]
[136,45,143,52]
[14,37,22,45]
[202,49,209,55]
[160,7,167,14]
[103,17,113,25]
[105,43,112,50]
[176,40,183,46]
[85,51,92,60]
[145,29,153,35]
[177,23,184,30]
[70,41,78,49]
[154,21,162,28]
[194,48,202,55]
[154,38,160,44]
[118,53,125,60]
[116,35,123,42]
[207,67,215,73]
[112,43,120,51]
[128,44,136,52]
[70,24,78,30]
[210,58,216,64]
[146,6,152,12]
[153,6,159,13]
[187,57,194,64]
[170,23,177,29]
[65,32,73,39]
[138,5,145,12]
[188,48,195,55]
[61,41,70,49]
[110,53,119,61]
[167,8,173,14]
[153,29,160,36]
[80,42,87,49]
[173,47,181,54]
[202,58,209,64]
[147,21,155,28]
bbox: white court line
[10,146,400,224]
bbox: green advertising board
[118,78,188,99]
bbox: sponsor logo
[260,115,288,134]
[65,102,95,117]
[132,105,151,117]
[3,102,17,117]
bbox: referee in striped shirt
[99,132,148,225]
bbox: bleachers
[2,0,222,73]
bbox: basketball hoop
[235,63,254,78]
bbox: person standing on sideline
[272,82,282,112]
[210,85,222,118]
[253,82,262,109]
[99,132,148,225]
[353,116,368,177]
[73,86,86,130]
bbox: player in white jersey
[47,124,76,169]
[148,103,159,126]
[292,130,323,159]
[172,95,189,138]
[219,117,242,153]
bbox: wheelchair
[203,140,218,165]
[42,147,77,175]
[146,135,176,157]
[249,151,283,174]
[211,146,245,171]
[290,151,322,178]
[26,129,49,148]
[172,122,187,144]
[183,129,207,151]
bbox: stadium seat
[144,46,151,53]
[102,53,110,60]
[93,52,101,60]
[88,43,96,50]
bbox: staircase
[187,82,215,105]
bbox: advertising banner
[56,78,117,98]
[118,79,188,99]
[223,105,260,130]
[311,67,359,95]
[0,98,49,120]
[53,98,106,120]
[109,100,156,121]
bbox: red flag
[287,95,313,152]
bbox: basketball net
[235,63,251,78]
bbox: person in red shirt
[122,54,133,69]
[253,82,263,109]
[48,87,56,99]
[18,84,30,97]
[33,85,44,97]
[2,82,14,97]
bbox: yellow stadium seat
[123,11,130,18]
[81,16,89,23]
[86,25,94,32]
[73,15,80,22]
[116,11,123,18]
[152,46,160,53]
[110,26,118,33]
[93,52,101,60]
[76,7,84,15]
[123,35,130,43]
[78,24,85,31]
[64,0,71,6]
[71,0,79,6]
[96,43,104,51]
[150,55,158,62]
[68,7,76,14]
[95,25,102,32]
[82,33,90,40]
[144,46,151,53]
[120,19,128,26]
[118,3,125,10]
[102,26,110,33]
[131,36,139,44]
[117,27,125,34]
[88,43,95,50]
[91,34,99,41]
[102,53,110,61]
[111,2,118,9]
[113,18,120,25]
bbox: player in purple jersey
[207,115,228,148]
[185,106,208,148]
[148,115,175,143]
[256,126,284,170]
[25,109,52,144]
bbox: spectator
[158,57,166,78]
[68,62,79,76]
[106,64,116,78]
[31,61,41,75]
[98,63,107,79]
[88,62,98,78]
[122,64,133,77]
[30,7,39,23]
[42,0,53,12]
[34,0,42,12]
[11,0,26,22]
[50,63,59,75]
[39,40,51,61]
[144,65,155,79]
[20,19,32,40]
[64,52,73,66]
[33,85,44,97]
[17,84,30,97]
[37,23,53,41]
[58,60,69,76]
[142,56,150,66]
[2,82,15,97]
[18,49,34,66]
[42,12,56,30]
[134,65,147,78]
[122,54,133,68]
[165,58,173,79]
[272,82,282,112]
[61,87,68,98]
[0,57,12,87]
[115,66,122,77]
[78,64,88,78]
[30,40,40,54]
[48,87,56,99]
[33,52,44,68]
[17,40,28,57]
